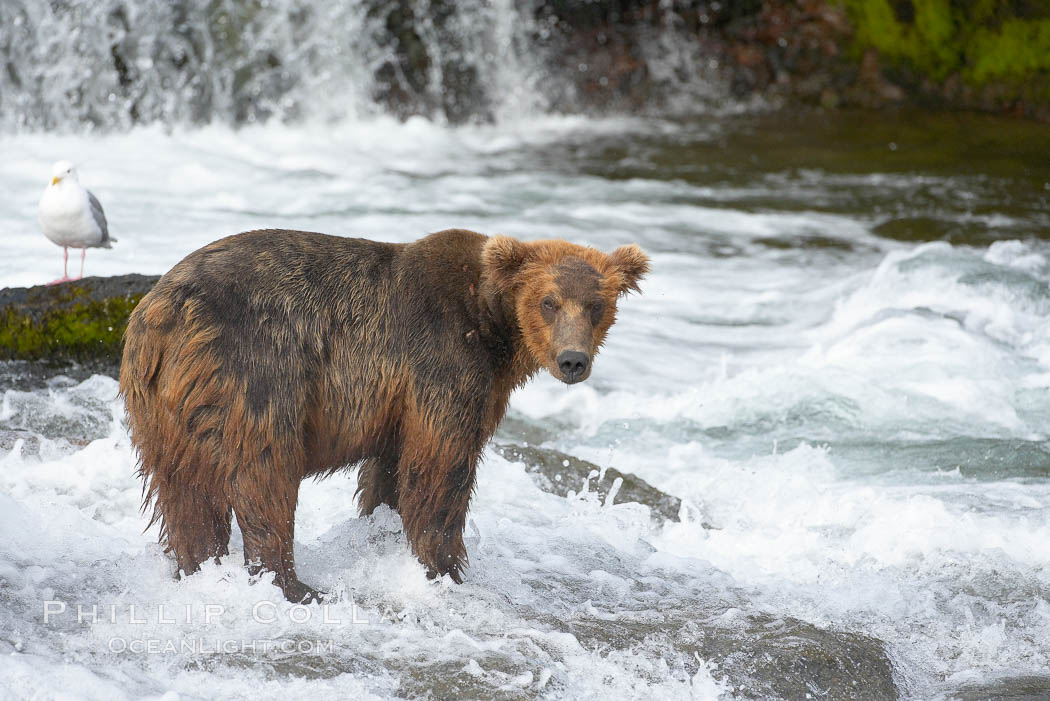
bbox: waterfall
[0,0,721,132]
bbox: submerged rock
[947,675,1050,701]
[494,441,684,524]
[0,428,40,455]
[567,608,899,701]
[0,359,83,391]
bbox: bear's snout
[556,350,590,384]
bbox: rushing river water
[1,109,1049,700]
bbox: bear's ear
[609,244,650,296]
[483,235,530,292]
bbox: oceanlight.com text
[108,637,335,654]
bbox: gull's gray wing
[87,189,114,247]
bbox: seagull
[38,161,115,285]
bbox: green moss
[841,0,1050,88]
[0,290,144,365]
[846,0,904,55]
[970,19,1050,82]
[846,0,957,79]
[913,0,958,77]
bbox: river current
[1,110,1049,699]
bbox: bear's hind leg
[356,453,400,516]
[153,477,232,577]
[231,468,319,603]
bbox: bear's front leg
[395,422,481,583]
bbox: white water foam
[1,118,1049,698]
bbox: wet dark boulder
[947,675,1050,701]
[492,411,696,524]
[494,441,685,524]
[567,607,899,700]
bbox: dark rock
[494,412,559,447]
[366,0,492,124]
[567,608,899,700]
[0,274,158,372]
[0,359,110,391]
[493,441,685,523]
[871,216,1009,247]
[947,675,1050,701]
[713,615,898,701]
[846,48,906,108]
[0,428,40,454]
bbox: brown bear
[120,228,649,602]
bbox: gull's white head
[49,160,78,186]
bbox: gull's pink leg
[47,247,74,285]
[77,248,86,280]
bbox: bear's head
[483,236,650,384]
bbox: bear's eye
[541,297,557,313]
[589,300,605,322]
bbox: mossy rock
[0,274,159,372]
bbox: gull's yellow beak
[50,176,61,185]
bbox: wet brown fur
[120,228,648,601]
